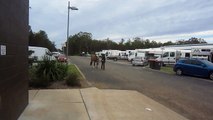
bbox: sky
[30,0,213,48]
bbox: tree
[124,39,132,50]
[176,37,207,44]
[29,30,57,52]
[163,41,175,46]
[118,38,125,50]
[68,32,93,55]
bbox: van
[28,46,56,61]
[106,50,121,61]
[128,50,136,62]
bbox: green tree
[176,37,207,44]
[29,30,57,51]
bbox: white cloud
[29,0,213,48]
[146,30,213,43]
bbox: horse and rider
[90,53,106,70]
[90,54,99,68]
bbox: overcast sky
[30,0,213,48]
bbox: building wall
[0,0,29,120]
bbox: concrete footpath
[18,87,188,120]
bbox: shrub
[29,56,68,87]
[56,63,68,81]
[65,72,81,86]
[36,57,58,82]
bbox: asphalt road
[70,56,213,120]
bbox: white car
[52,52,61,58]
[132,57,148,66]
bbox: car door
[162,52,169,64]
[169,52,176,64]
[190,60,208,77]
[181,60,192,75]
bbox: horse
[90,54,99,68]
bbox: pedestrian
[101,54,106,70]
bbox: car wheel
[176,68,182,75]
[209,72,213,80]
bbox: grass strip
[160,66,175,74]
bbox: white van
[106,50,121,61]
[29,46,56,61]
[128,50,136,62]
[152,49,191,65]
[118,51,128,60]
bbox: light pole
[67,1,78,57]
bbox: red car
[57,54,68,63]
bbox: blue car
[173,59,213,80]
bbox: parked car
[173,58,213,80]
[132,50,148,66]
[52,52,61,58]
[57,54,68,63]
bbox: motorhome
[28,46,56,61]
[191,46,213,62]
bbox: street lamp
[67,1,78,57]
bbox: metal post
[66,1,70,57]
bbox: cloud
[29,0,213,48]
